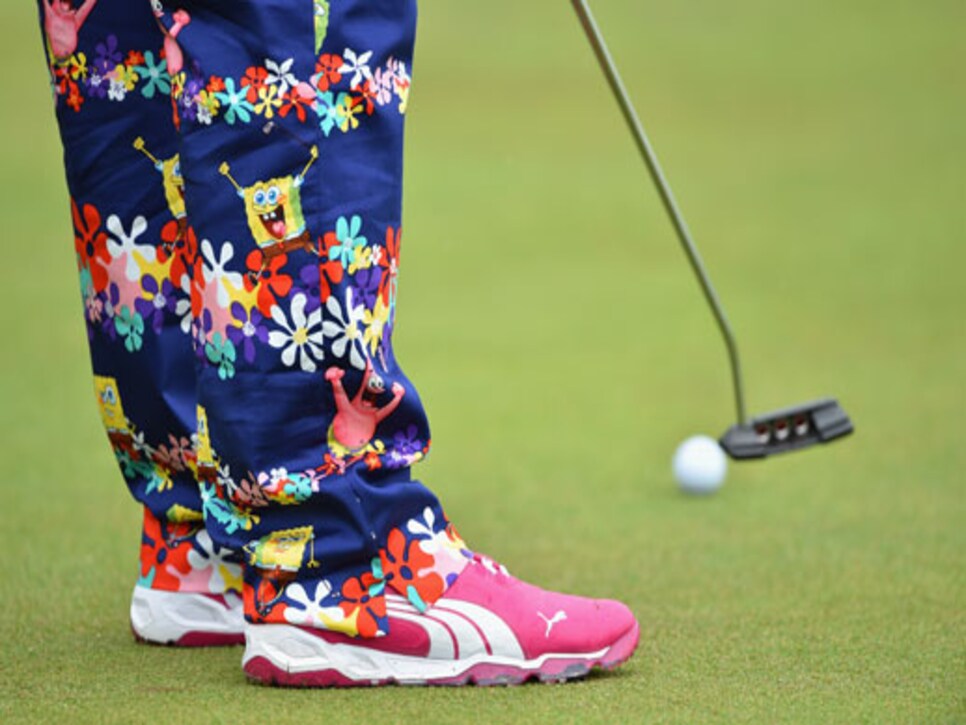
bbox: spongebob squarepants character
[94,374,135,454]
[219,145,320,275]
[133,137,187,248]
[245,526,319,616]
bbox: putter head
[719,398,853,460]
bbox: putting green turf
[1,1,963,722]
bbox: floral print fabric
[139,506,243,595]
[41,0,469,636]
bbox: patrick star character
[325,362,404,453]
[43,0,98,61]
[151,2,191,75]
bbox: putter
[571,0,853,459]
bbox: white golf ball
[673,435,727,494]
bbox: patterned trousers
[39,0,470,637]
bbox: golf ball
[673,435,727,494]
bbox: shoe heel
[130,586,245,647]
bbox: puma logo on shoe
[537,610,567,637]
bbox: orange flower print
[138,509,196,591]
[380,528,444,613]
[339,568,387,638]
[72,200,111,292]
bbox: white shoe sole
[242,622,640,686]
[130,586,245,646]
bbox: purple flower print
[193,308,213,361]
[178,95,198,123]
[392,425,422,457]
[384,424,423,469]
[93,35,121,74]
[381,321,394,363]
[135,276,177,335]
[354,267,381,310]
[227,302,269,364]
[101,283,120,340]
[185,76,205,98]
[299,264,323,315]
[178,69,206,122]
[85,70,109,99]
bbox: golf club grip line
[571,0,747,425]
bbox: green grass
[1,1,964,722]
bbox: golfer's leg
[37,0,243,639]
[160,0,465,634]
[164,0,638,684]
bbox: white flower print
[196,104,213,125]
[108,78,127,101]
[175,274,192,334]
[406,506,438,540]
[322,288,367,370]
[106,214,152,281]
[270,467,289,484]
[217,462,234,489]
[186,529,243,594]
[282,581,346,628]
[265,57,298,96]
[200,239,243,309]
[338,48,373,90]
[269,293,325,372]
[406,507,472,583]
[130,429,152,458]
[369,245,384,267]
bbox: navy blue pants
[40,0,471,636]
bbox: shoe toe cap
[532,594,638,657]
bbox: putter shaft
[571,0,747,425]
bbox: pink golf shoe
[243,555,639,686]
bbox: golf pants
[39,0,471,636]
